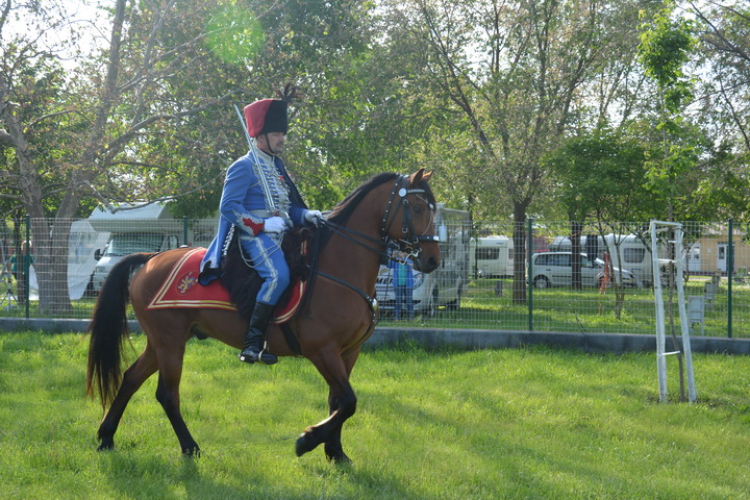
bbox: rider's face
[257,132,285,155]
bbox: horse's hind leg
[154,343,201,456]
[97,344,158,451]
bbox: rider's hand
[264,216,287,233]
[304,210,323,226]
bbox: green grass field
[2,330,750,499]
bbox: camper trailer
[548,234,605,258]
[375,204,470,316]
[602,233,665,287]
[28,219,111,301]
[89,202,216,293]
[469,235,514,278]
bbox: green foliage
[684,145,750,221]
[205,5,266,65]
[3,0,750,230]
[637,2,700,218]
[546,129,660,222]
[638,4,696,113]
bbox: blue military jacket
[199,147,308,284]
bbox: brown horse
[86,169,440,463]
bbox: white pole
[674,227,697,402]
[651,221,669,402]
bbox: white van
[469,235,514,278]
[88,202,216,292]
[375,204,470,316]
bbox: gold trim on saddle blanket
[147,247,305,324]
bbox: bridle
[380,174,439,258]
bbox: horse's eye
[413,205,424,214]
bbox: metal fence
[2,216,748,339]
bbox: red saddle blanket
[147,247,305,325]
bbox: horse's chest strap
[317,270,379,321]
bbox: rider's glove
[264,216,287,233]
[304,210,323,226]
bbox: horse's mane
[327,171,436,228]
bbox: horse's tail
[86,253,154,408]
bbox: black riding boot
[239,302,278,365]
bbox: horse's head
[381,168,441,273]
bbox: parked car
[531,252,636,288]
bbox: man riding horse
[199,88,322,365]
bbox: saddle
[147,227,313,326]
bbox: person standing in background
[9,241,33,305]
[389,251,414,321]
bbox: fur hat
[244,99,288,137]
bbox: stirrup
[239,347,278,365]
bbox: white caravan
[469,235,514,278]
[89,202,217,292]
[603,233,673,287]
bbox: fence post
[728,218,733,339]
[527,218,533,332]
[183,216,189,246]
[25,215,30,319]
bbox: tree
[1,0,94,312]
[379,0,656,302]
[688,0,750,153]
[638,1,698,221]
[547,129,658,302]
[638,2,698,402]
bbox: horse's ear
[410,168,432,185]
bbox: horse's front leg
[322,391,351,464]
[295,351,357,464]
[323,350,360,463]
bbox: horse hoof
[295,432,316,457]
[97,441,114,452]
[182,447,201,458]
[327,452,353,466]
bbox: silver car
[531,252,636,288]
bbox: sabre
[233,104,279,215]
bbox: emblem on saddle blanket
[147,248,305,325]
